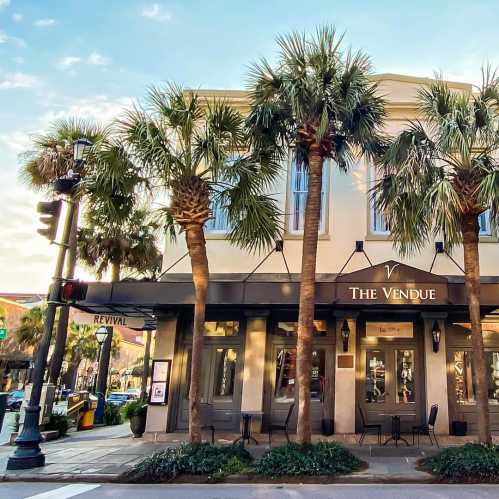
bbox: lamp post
[7,139,92,470]
[93,327,109,393]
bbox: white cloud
[12,13,23,22]
[33,18,56,27]
[58,56,81,69]
[0,130,31,154]
[141,3,171,22]
[0,72,40,90]
[0,30,26,48]
[40,95,135,126]
[87,51,110,66]
[0,0,10,8]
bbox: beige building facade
[76,74,499,437]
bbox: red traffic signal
[61,281,88,302]
[37,200,62,241]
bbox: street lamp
[93,327,109,393]
[73,138,93,167]
[7,140,92,470]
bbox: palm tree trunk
[462,214,491,444]
[49,200,79,385]
[186,224,209,444]
[296,143,323,444]
[140,330,152,402]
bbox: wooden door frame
[355,313,426,432]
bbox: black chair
[358,406,382,446]
[412,404,439,447]
[268,402,295,446]
[200,403,215,444]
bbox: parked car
[126,388,140,400]
[7,390,24,411]
[106,392,133,407]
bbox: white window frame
[287,154,330,235]
[369,165,390,236]
[479,210,492,236]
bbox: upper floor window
[479,210,492,236]
[288,156,329,234]
[205,196,230,233]
[370,166,390,235]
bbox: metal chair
[268,402,295,446]
[412,404,439,447]
[358,406,382,446]
[200,403,215,444]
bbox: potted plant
[123,400,148,438]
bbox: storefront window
[204,321,239,336]
[396,350,415,404]
[275,320,327,337]
[213,348,237,398]
[365,350,385,403]
[454,351,499,405]
[274,348,325,401]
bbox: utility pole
[7,197,76,469]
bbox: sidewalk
[0,426,444,483]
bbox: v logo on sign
[385,263,399,280]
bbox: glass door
[177,344,242,430]
[360,345,422,432]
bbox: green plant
[255,442,362,476]
[122,443,252,483]
[420,443,499,482]
[104,403,123,426]
[122,400,147,420]
[45,411,71,436]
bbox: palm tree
[375,70,499,444]
[63,323,121,391]
[20,118,106,387]
[15,306,47,365]
[119,84,281,443]
[246,26,385,443]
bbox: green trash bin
[0,393,7,434]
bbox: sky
[1,0,499,293]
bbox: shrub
[420,443,499,482]
[45,412,71,436]
[122,443,252,483]
[122,400,147,420]
[255,442,363,476]
[104,403,123,426]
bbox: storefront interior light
[341,319,350,352]
[431,320,441,353]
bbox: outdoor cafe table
[233,411,263,446]
[379,413,415,447]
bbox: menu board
[149,359,172,405]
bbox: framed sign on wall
[149,359,172,405]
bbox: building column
[333,312,358,434]
[421,312,449,435]
[145,314,177,434]
[240,311,268,432]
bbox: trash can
[67,391,98,430]
[0,393,7,433]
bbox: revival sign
[334,260,448,305]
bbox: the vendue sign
[334,260,448,305]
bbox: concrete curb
[0,472,435,485]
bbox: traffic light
[61,280,88,302]
[37,200,62,241]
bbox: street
[1,483,499,499]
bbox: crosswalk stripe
[24,484,101,499]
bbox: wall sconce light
[341,319,350,352]
[431,320,441,353]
